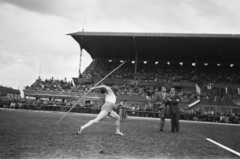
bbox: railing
[1,104,239,124]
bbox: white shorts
[101,102,114,113]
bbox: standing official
[167,87,180,132]
[154,86,168,131]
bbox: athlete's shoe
[115,132,124,136]
[76,130,82,135]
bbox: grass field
[0,109,240,159]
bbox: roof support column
[79,47,83,78]
[133,36,138,80]
[195,39,198,77]
[79,35,84,78]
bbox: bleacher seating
[24,59,240,110]
[82,59,240,84]
[0,86,20,96]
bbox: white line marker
[206,138,240,157]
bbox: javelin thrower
[56,61,126,135]
[77,85,124,135]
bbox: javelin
[55,61,126,124]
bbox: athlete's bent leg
[78,110,109,133]
[108,110,124,135]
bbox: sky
[0,0,240,95]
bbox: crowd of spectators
[181,109,240,124]
[24,59,240,105]
[26,77,73,92]
[0,97,80,110]
[0,86,20,96]
[1,96,240,124]
[25,78,239,104]
[81,59,135,80]
[60,81,240,103]
[81,59,240,84]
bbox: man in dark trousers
[154,86,168,131]
[167,87,180,133]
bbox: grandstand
[0,86,20,99]
[23,32,240,120]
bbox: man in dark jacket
[167,87,180,132]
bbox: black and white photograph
[0,0,240,158]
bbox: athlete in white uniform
[77,85,124,135]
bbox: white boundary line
[206,138,240,157]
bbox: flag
[195,83,201,94]
[71,78,76,87]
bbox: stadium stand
[0,86,20,98]
[20,32,240,124]
[26,77,73,92]
[24,59,240,103]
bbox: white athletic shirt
[105,87,116,104]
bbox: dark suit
[155,92,168,130]
[168,94,180,132]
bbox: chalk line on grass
[206,138,240,157]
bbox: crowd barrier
[0,103,239,124]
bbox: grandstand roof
[69,32,240,63]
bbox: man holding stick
[154,86,168,131]
[77,85,124,136]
